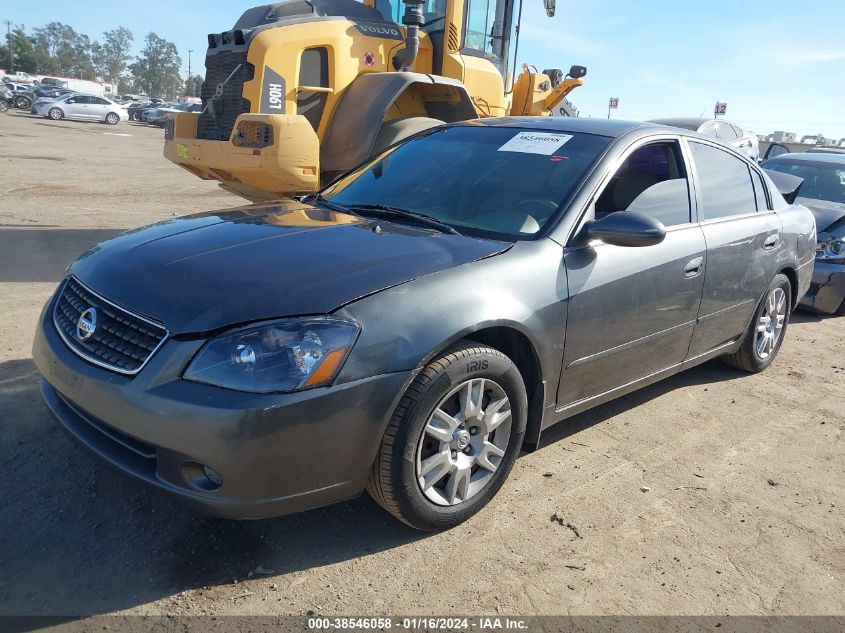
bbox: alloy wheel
[416,378,512,506]
[755,287,786,359]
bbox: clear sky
[6,0,845,139]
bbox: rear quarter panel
[777,202,817,303]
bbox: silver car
[33,93,129,125]
[649,117,760,161]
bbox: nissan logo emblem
[76,307,98,342]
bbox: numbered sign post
[714,102,727,117]
[607,97,619,119]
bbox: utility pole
[187,49,193,96]
[4,20,13,74]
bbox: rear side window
[689,141,757,220]
[716,123,738,140]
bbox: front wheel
[0,99,9,113]
[722,273,792,372]
[14,96,31,110]
[105,112,120,125]
[48,107,64,120]
[367,342,527,531]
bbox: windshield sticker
[498,132,573,155]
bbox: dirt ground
[0,110,843,620]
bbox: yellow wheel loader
[164,0,587,201]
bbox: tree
[129,32,183,99]
[1,25,39,74]
[92,26,133,82]
[185,74,204,97]
[32,22,95,78]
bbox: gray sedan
[33,118,815,531]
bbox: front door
[685,140,781,358]
[558,140,706,409]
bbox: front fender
[334,238,569,411]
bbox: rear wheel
[48,107,64,120]
[722,273,792,372]
[0,99,8,113]
[370,117,443,157]
[367,342,527,531]
[14,96,31,110]
[105,112,120,125]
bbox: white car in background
[33,92,128,125]
[649,117,760,161]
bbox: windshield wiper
[346,203,462,236]
[302,193,359,215]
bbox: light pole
[4,20,13,74]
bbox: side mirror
[567,65,587,79]
[544,0,555,17]
[764,142,790,160]
[585,212,666,247]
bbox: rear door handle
[684,256,704,278]
[763,234,779,250]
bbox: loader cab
[462,0,517,78]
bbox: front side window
[689,141,757,220]
[323,125,612,240]
[594,142,692,226]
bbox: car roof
[647,117,723,131]
[468,116,654,138]
[765,152,845,165]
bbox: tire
[48,107,64,120]
[105,112,120,125]
[722,273,792,373]
[370,116,443,157]
[15,96,31,110]
[367,342,527,531]
[0,99,8,113]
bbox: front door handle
[763,234,779,250]
[684,256,704,278]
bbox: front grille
[53,277,169,375]
[197,50,253,141]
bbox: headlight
[816,232,845,263]
[184,317,360,393]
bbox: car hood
[797,197,845,233]
[69,201,510,334]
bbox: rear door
[685,139,781,359]
[62,95,89,119]
[89,97,111,120]
[558,138,707,409]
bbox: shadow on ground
[0,353,750,618]
[0,228,127,282]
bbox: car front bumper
[33,295,410,519]
[799,261,845,314]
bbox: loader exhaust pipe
[392,0,425,71]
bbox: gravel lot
[0,111,843,620]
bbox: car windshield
[322,125,611,240]
[764,159,845,204]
